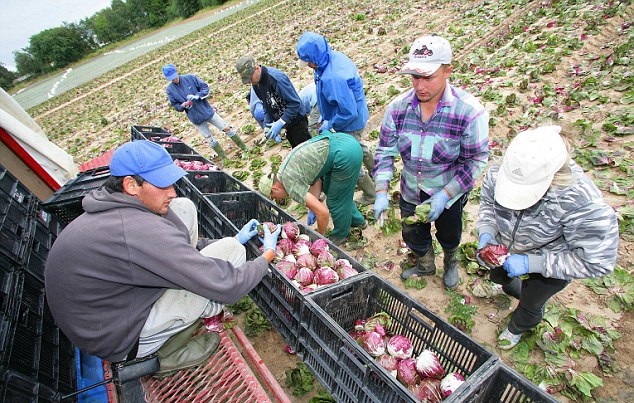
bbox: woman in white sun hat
[476,125,619,350]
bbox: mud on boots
[400,248,436,280]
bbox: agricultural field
[25,0,633,401]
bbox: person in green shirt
[260,132,367,245]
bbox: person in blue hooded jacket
[163,64,247,160]
[296,31,375,205]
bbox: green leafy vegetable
[402,203,431,225]
[245,307,272,337]
[285,362,315,396]
[403,276,427,290]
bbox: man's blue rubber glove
[478,233,498,250]
[319,120,331,134]
[187,94,200,101]
[503,254,530,277]
[426,190,450,222]
[373,192,389,221]
[236,218,259,244]
[262,223,282,252]
[266,119,285,140]
[307,210,316,226]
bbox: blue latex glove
[307,210,316,226]
[426,191,450,222]
[503,254,530,277]
[186,94,200,101]
[319,120,331,133]
[262,224,282,252]
[236,218,259,244]
[373,192,389,221]
[478,233,498,250]
[266,119,285,140]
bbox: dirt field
[24,0,633,401]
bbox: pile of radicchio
[262,221,359,293]
[352,312,465,401]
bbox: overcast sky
[0,0,111,72]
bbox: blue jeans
[399,192,468,257]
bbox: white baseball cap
[495,126,568,210]
[399,35,452,76]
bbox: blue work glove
[319,120,331,134]
[373,192,389,221]
[503,254,530,277]
[236,218,259,244]
[425,191,450,222]
[262,223,282,252]
[478,233,498,250]
[186,94,200,101]
[266,119,286,140]
[307,210,316,226]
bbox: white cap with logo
[399,35,452,76]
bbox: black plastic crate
[0,262,22,373]
[8,273,44,379]
[0,371,60,403]
[56,331,76,395]
[0,166,36,213]
[132,134,198,155]
[205,191,369,350]
[130,125,173,140]
[171,153,220,173]
[451,361,557,402]
[0,167,36,265]
[185,170,250,195]
[23,220,54,284]
[38,302,59,389]
[303,275,497,403]
[41,166,110,226]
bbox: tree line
[0,0,228,90]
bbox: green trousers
[317,133,365,239]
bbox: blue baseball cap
[110,140,187,187]
[162,64,178,81]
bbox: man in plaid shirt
[372,35,489,289]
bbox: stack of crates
[0,165,77,402]
[130,125,198,156]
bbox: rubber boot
[211,143,227,159]
[154,332,219,377]
[155,320,200,358]
[443,247,459,289]
[401,249,436,280]
[228,132,247,151]
[363,151,375,175]
[354,172,376,206]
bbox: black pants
[399,192,468,256]
[285,115,311,148]
[490,267,569,334]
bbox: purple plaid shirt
[373,83,489,206]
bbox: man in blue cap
[162,63,247,161]
[45,140,281,376]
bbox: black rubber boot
[443,247,459,289]
[401,249,436,280]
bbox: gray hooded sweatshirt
[45,189,269,362]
